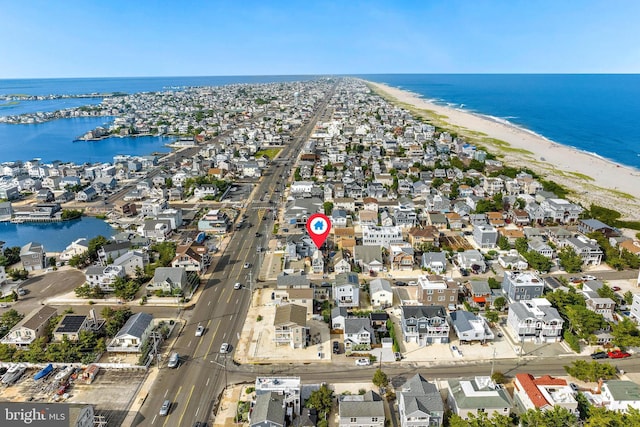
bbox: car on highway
[159,400,171,416]
[255,232,261,237]
[355,358,370,366]
[243,263,251,269]
[590,351,608,359]
[234,282,242,290]
[608,350,631,359]
[167,352,180,368]
[195,325,205,337]
[220,343,230,354]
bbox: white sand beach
[368,81,640,219]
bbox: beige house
[273,304,308,349]
[278,289,314,317]
[1,306,57,347]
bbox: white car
[582,275,596,281]
[234,282,242,290]
[220,343,230,354]
[243,263,251,269]
[355,358,370,366]
[195,325,204,337]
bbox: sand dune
[367,81,640,219]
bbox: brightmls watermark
[0,403,68,426]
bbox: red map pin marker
[306,213,332,249]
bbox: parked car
[195,325,204,337]
[234,282,242,290]
[395,281,407,287]
[582,275,597,281]
[167,352,180,368]
[608,350,631,359]
[159,400,171,416]
[612,286,621,292]
[591,351,608,359]
[394,352,403,361]
[355,358,370,366]
[569,383,579,392]
[220,343,230,354]
[333,341,340,354]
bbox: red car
[608,350,631,359]
[612,286,621,292]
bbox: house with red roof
[513,374,578,415]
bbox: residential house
[113,200,138,217]
[171,242,211,273]
[76,186,98,202]
[85,265,126,292]
[507,298,564,343]
[513,374,578,416]
[422,252,447,274]
[398,374,444,427]
[501,271,545,303]
[279,288,314,317]
[457,250,487,274]
[445,212,463,230]
[561,236,603,265]
[250,391,286,427]
[197,209,229,234]
[339,391,385,427]
[417,275,458,307]
[630,293,640,323]
[509,209,530,226]
[98,241,132,265]
[53,312,103,342]
[582,380,640,413]
[106,312,154,352]
[447,376,512,420]
[528,236,554,259]
[332,251,351,274]
[578,219,620,238]
[540,198,583,224]
[369,278,393,308]
[400,305,450,346]
[140,219,172,242]
[113,250,147,276]
[353,245,384,273]
[334,272,360,308]
[344,317,375,352]
[1,306,57,347]
[465,281,492,309]
[585,297,616,322]
[450,310,494,343]
[311,250,324,274]
[426,212,448,230]
[147,267,189,295]
[254,376,302,418]
[334,227,356,250]
[361,225,403,247]
[59,238,89,261]
[20,241,46,271]
[472,225,498,249]
[273,304,308,349]
[390,244,415,271]
[331,307,348,330]
[498,251,529,270]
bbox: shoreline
[366,80,640,219]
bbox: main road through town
[133,83,338,427]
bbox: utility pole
[490,347,496,377]
[248,269,253,307]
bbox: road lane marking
[164,389,168,398]
[205,321,221,356]
[195,407,200,418]
[236,298,239,305]
[152,415,157,424]
[208,300,211,306]
[178,385,195,427]
[206,377,210,386]
[188,340,192,347]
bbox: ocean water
[361,74,640,169]
[0,217,115,252]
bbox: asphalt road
[133,82,338,427]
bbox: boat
[33,363,53,380]
[53,366,74,383]
[2,364,26,384]
[196,232,206,244]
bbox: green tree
[564,360,617,382]
[1,247,21,266]
[0,309,24,338]
[372,369,389,388]
[611,317,640,348]
[524,250,553,273]
[520,406,578,427]
[515,237,529,255]
[564,305,607,339]
[87,235,111,261]
[448,412,511,427]
[596,285,617,300]
[7,268,28,281]
[306,384,333,419]
[0,343,16,361]
[323,201,334,216]
[493,296,507,311]
[497,235,510,250]
[558,246,583,273]
[623,290,634,306]
[487,277,501,289]
[103,307,133,337]
[484,310,499,324]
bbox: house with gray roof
[20,241,46,271]
[273,304,308,349]
[250,391,286,427]
[334,272,360,308]
[107,312,153,353]
[507,298,563,343]
[344,317,375,352]
[331,307,349,330]
[353,245,384,273]
[1,305,57,347]
[339,390,385,427]
[561,236,603,265]
[447,376,512,420]
[456,250,487,274]
[450,310,495,343]
[422,252,447,274]
[147,267,188,295]
[501,271,545,303]
[276,273,310,289]
[400,305,449,346]
[369,278,393,308]
[398,374,444,427]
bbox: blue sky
[1,0,639,78]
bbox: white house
[369,278,393,309]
